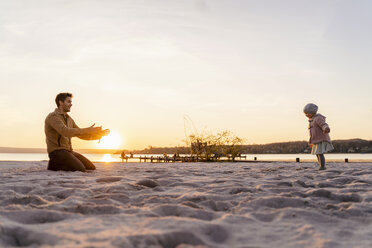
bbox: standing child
[303,103,334,170]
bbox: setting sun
[97,130,123,149]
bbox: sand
[0,161,372,248]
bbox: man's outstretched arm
[72,118,110,140]
[46,115,102,137]
[78,129,110,140]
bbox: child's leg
[316,154,326,170]
[316,154,321,165]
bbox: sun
[97,130,123,149]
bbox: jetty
[120,154,248,163]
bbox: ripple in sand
[0,210,71,224]
[124,231,205,248]
[251,212,279,222]
[334,193,362,203]
[153,204,216,221]
[1,195,49,206]
[3,186,33,194]
[48,188,76,199]
[0,225,57,247]
[306,189,333,198]
[229,187,253,195]
[136,179,160,188]
[71,204,122,215]
[294,180,314,188]
[277,181,293,187]
[201,224,229,243]
[200,200,231,212]
[178,194,208,203]
[96,177,123,183]
[249,196,310,209]
[330,177,356,185]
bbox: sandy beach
[1,161,372,248]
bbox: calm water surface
[0,153,372,162]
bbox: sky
[0,0,372,150]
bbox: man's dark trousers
[48,149,96,172]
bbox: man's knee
[72,152,96,170]
[48,150,86,172]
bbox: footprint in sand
[136,179,159,188]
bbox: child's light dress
[311,141,334,155]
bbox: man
[45,93,109,171]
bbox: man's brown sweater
[45,108,98,153]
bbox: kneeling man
[45,92,109,171]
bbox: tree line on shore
[1,138,370,156]
[130,138,372,155]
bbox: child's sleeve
[315,116,329,131]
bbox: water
[0,153,372,162]
[243,153,372,162]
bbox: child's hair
[303,103,318,114]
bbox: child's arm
[315,116,330,134]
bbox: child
[303,103,334,170]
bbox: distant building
[361,146,372,153]
[347,148,356,153]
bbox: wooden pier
[120,155,248,163]
[118,155,362,163]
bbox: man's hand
[78,126,110,141]
[101,129,110,136]
[97,129,110,138]
[88,123,102,133]
[88,124,110,140]
[97,129,110,143]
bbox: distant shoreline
[1,138,371,154]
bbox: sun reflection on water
[101,154,115,163]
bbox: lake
[0,153,372,163]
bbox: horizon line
[0,138,370,151]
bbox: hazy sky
[1,0,371,150]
